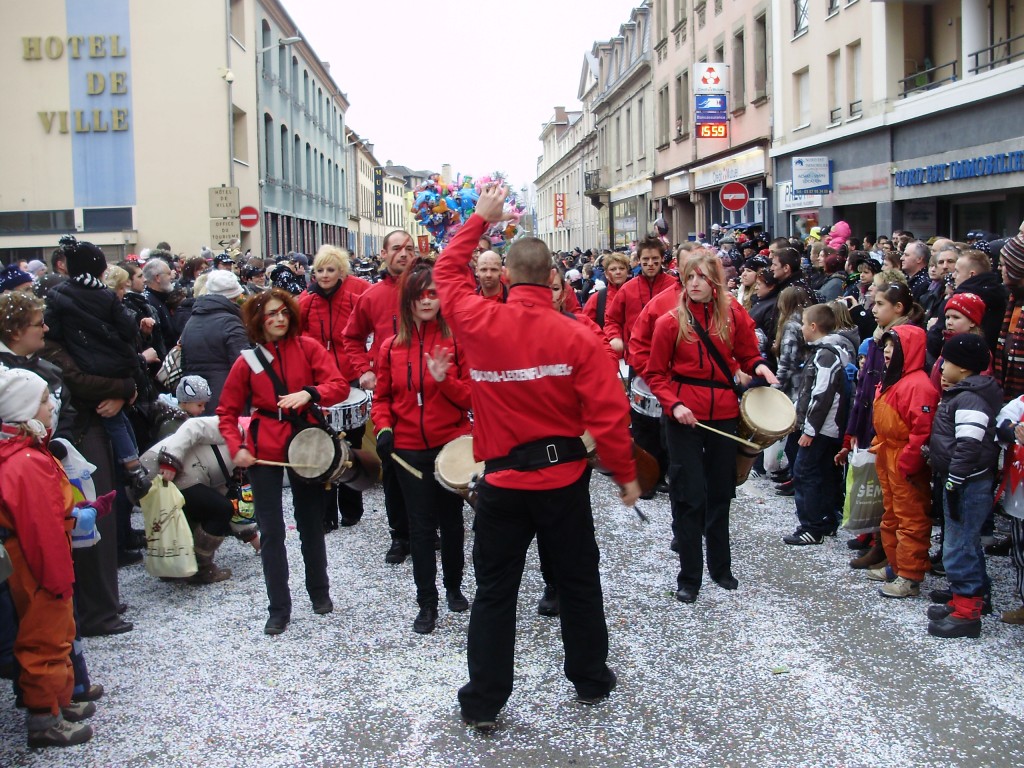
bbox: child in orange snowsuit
[870,325,939,595]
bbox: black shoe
[928,615,982,639]
[340,514,362,527]
[312,596,334,615]
[537,585,559,617]
[81,620,133,638]
[713,575,739,590]
[783,529,823,546]
[324,519,339,533]
[670,536,680,553]
[985,537,1011,556]
[117,549,143,567]
[847,535,872,550]
[928,603,954,620]
[460,710,498,733]
[929,590,993,615]
[655,481,670,494]
[775,485,795,497]
[774,479,794,491]
[385,539,410,564]
[117,602,128,614]
[413,606,437,634]
[446,590,469,613]
[264,615,289,635]
[576,668,617,705]
[675,587,698,603]
[434,532,441,551]
[769,470,791,482]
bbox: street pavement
[2,471,1024,767]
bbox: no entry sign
[719,182,749,211]
[239,206,259,229]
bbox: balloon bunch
[411,172,528,249]
[411,175,462,245]
[475,174,526,251]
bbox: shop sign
[554,193,565,227]
[894,151,1024,187]
[792,157,832,194]
[777,181,822,212]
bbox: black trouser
[458,472,614,720]
[665,418,738,591]
[631,409,668,483]
[180,483,233,538]
[538,467,593,587]
[393,447,465,608]
[247,465,330,620]
[381,453,409,541]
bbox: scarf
[871,312,910,344]
[71,273,105,289]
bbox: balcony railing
[849,99,862,117]
[899,59,957,97]
[969,32,1024,74]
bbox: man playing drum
[436,184,640,732]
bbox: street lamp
[258,36,302,55]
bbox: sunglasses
[418,289,438,301]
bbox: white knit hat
[205,270,243,299]
[0,366,48,424]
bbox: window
[828,51,841,123]
[280,125,289,182]
[657,0,668,41]
[714,44,724,68]
[264,113,274,176]
[847,41,862,116]
[291,57,298,94]
[261,21,271,76]
[658,85,670,145]
[294,135,302,188]
[303,70,309,108]
[753,15,768,99]
[794,0,808,34]
[827,0,840,14]
[306,144,312,193]
[637,97,645,157]
[794,69,810,126]
[674,0,685,25]
[0,209,74,234]
[733,30,745,106]
[674,74,687,136]
[626,108,632,163]
[229,0,245,44]
[615,115,622,168]
[279,46,287,88]
[82,208,132,231]
[232,106,248,163]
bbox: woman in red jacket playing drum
[646,251,778,605]
[370,261,473,635]
[216,288,350,636]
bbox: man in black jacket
[142,258,179,352]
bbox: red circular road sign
[719,182,749,212]
[239,206,259,229]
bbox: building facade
[770,0,1024,240]
[534,106,599,252]
[649,0,773,242]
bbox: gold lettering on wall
[22,37,42,60]
[110,72,127,94]
[110,35,126,57]
[67,36,84,58]
[88,36,106,57]
[111,109,128,131]
[45,36,64,59]
[86,72,105,95]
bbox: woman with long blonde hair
[645,251,778,604]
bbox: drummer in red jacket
[216,288,350,636]
[298,244,369,530]
[371,262,472,636]
[646,250,777,604]
[342,232,412,564]
[436,184,640,732]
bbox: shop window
[0,210,74,234]
[82,208,132,231]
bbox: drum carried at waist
[629,376,663,419]
[324,388,372,435]
[286,424,380,491]
[735,387,796,485]
[435,435,484,507]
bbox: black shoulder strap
[253,346,288,398]
[211,444,233,484]
[688,312,743,398]
[596,288,608,328]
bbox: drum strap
[688,319,743,398]
[671,375,735,390]
[252,348,336,435]
[484,436,588,473]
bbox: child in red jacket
[867,325,939,598]
[0,367,96,747]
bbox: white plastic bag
[142,480,197,579]
[763,437,789,474]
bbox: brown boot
[849,540,887,569]
[187,526,232,584]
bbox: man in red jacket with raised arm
[436,184,640,732]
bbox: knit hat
[0,366,48,424]
[60,235,107,278]
[945,292,986,327]
[1001,235,1024,280]
[25,260,47,277]
[175,375,212,404]
[205,270,243,299]
[942,333,989,374]
[0,264,33,292]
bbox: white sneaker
[879,576,920,598]
[865,565,891,582]
[26,713,93,748]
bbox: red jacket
[627,281,682,378]
[582,282,621,328]
[566,310,619,367]
[0,434,76,599]
[297,276,369,382]
[370,320,472,450]
[872,324,939,477]
[341,273,401,377]
[604,271,677,362]
[646,297,767,421]
[216,335,350,462]
[435,214,636,490]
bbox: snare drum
[324,388,372,434]
[735,387,796,485]
[629,376,663,418]
[434,435,484,506]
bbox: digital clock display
[698,123,728,138]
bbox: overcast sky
[284,0,638,191]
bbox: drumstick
[693,421,763,451]
[391,453,424,480]
[253,459,321,469]
[632,504,650,523]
